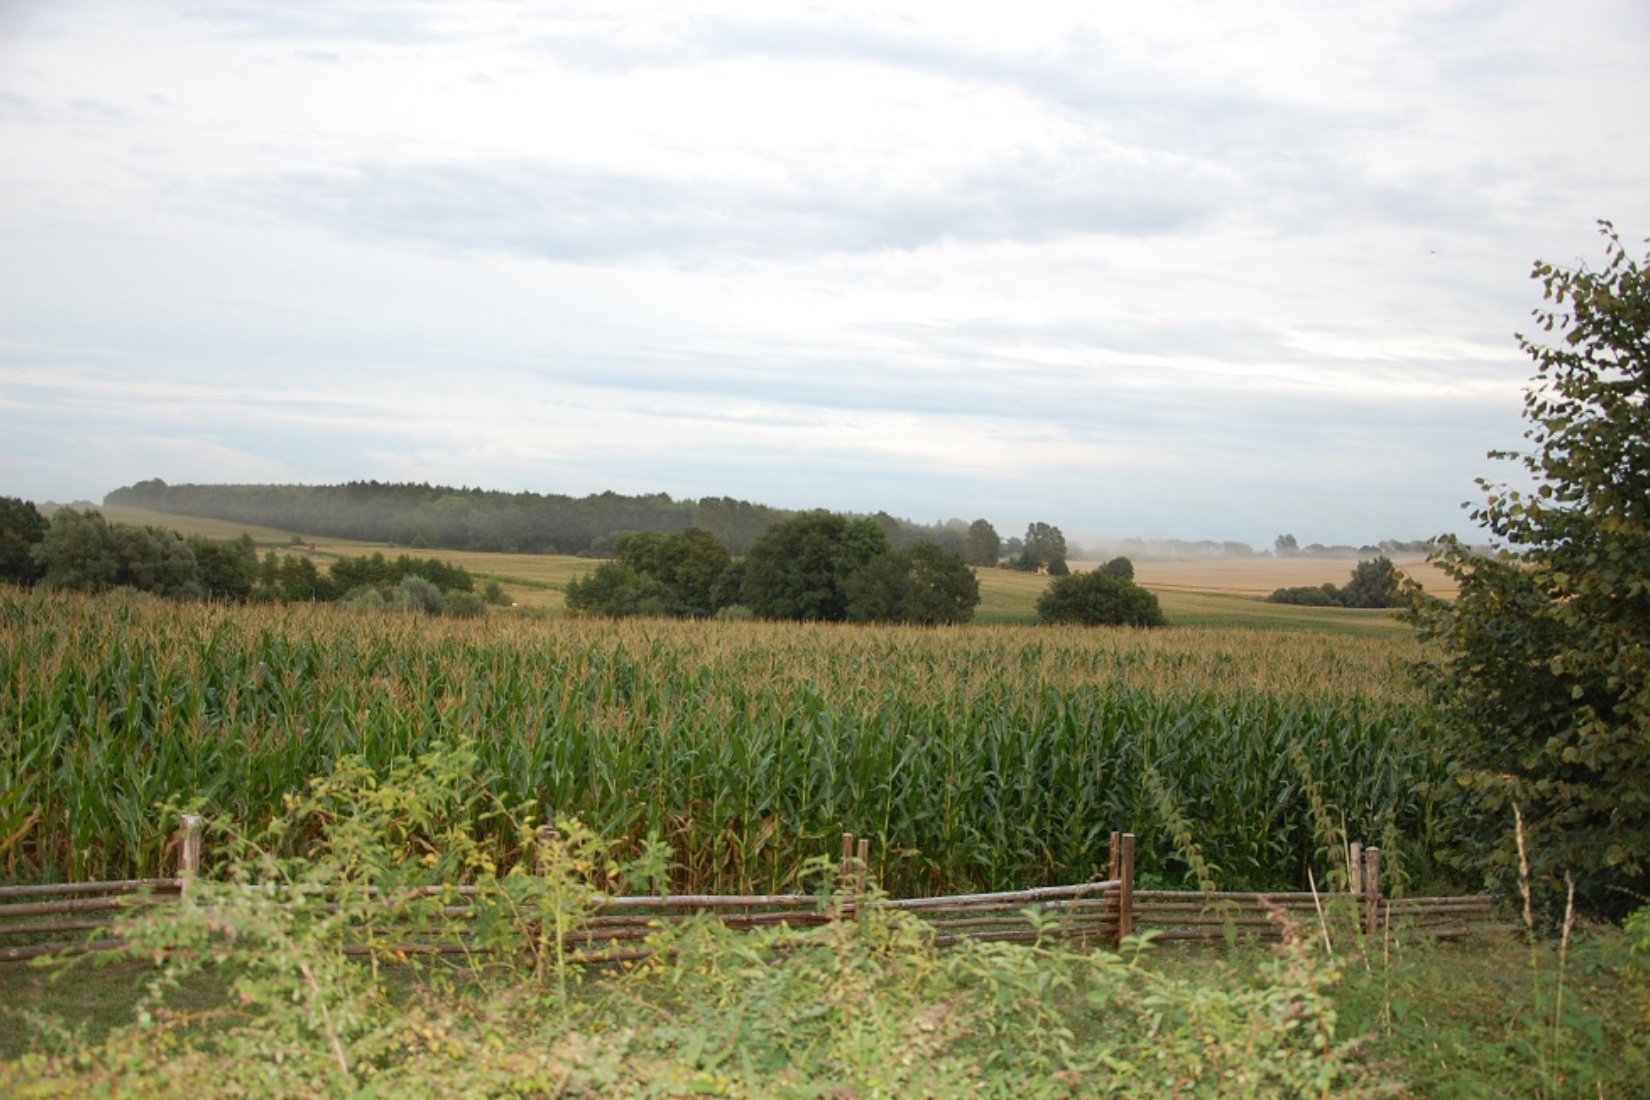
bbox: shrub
[1036,569,1166,627]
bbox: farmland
[1,579,1448,897]
[6,553,1648,1096]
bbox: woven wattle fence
[1,824,1501,964]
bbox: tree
[741,511,889,621]
[1410,222,1650,918]
[1036,569,1165,628]
[34,509,120,591]
[1337,555,1402,609]
[962,519,1002,566]
[1099,556,1135,582]
[845,542,980,625]
[1274,534,1299,557]
[1015,522,1068,574]
[0,496,48,585]
[564,527,732,618]
[187,534,257,600]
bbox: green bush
[1037,569,1166,627]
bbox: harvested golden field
[1096,555,1456,598]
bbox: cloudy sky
[2,1,1646,547]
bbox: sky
[2,1,1647,549]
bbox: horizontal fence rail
[2,826,1504,964]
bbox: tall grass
[1,588,1453,895]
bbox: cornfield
[0,588,1455,896]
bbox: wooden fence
[1,823,1502,964]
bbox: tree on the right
[1410,222,1649,919]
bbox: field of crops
[0,586,1456,897]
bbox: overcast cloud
[2,0,1647,547]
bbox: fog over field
[3,1,1647,546]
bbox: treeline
[1,500,488,616]
[104,478,983,559]
[566,511,982,625]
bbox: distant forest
[102,479,970,558]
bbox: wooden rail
[2,826,1503,963]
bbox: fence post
[1108,830,1121,883]
[839,833,855,921]
[1349,841,1364,896]
[1117,832,1135,946]
[1363,847,1382,936]
[176,814,203,894]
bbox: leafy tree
[1015,522,1068,574]
[564,561,676,618]
[108,524,203,598]
[962,519,1002,566]
[34,510,204,597]
[1099,556,1135,581]
[34,508,120,591]
[1274,534,1299,557]
[565,527,731,618]
[1036,569,1166,627]
[187,534,257,600]
[1410,222,1650,918]
[741,511,889,621]
[255,551,336,603]
[1338,555,1402,609]
[845,542,980,625]
[0,496,48,584]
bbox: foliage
[0,497,47,585]
[1099,555,1135,581]
[1036,568,1167,628]
[739,510,890,621]
[844,541,980,625]
[1268,584,1341,607]
[1338,556,1403,609]
[963,517,1002,565]
[105,478,994,560]
[1410,221,1650,919]
[1268,557,1403,610]
[33,510,202,598]
[1014,521,1069,573]
[254,549,336,602]
[565,527,731,618]
[0,749,1392,1097]
[184,533,257,600]
[31,509,120,591]
[329,551,474,594]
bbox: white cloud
[1,0,1645,544]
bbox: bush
[444,590,487,619]
[1267,584,1340,607]
[1036,569,1166,627]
